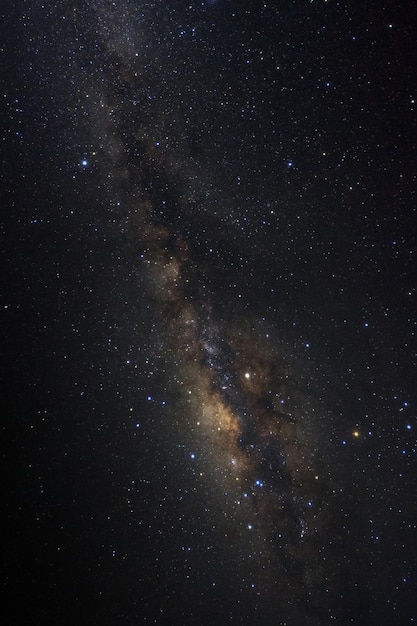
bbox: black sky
[3,1,417,624]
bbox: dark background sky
[2,1,417,624]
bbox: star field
[2,1,417,624]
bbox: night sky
[3,1,417,624]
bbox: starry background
[2,1,417,624]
